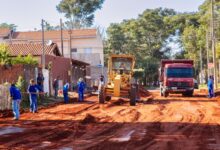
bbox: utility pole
[211,0,218,89]
[60,19,64,56]
[206,31,210,79]
[68,30,73,89]
[200,46,203,84]
[41,19,45,70]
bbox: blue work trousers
[30,96,37,112]
[63,92,69,103]
[54,88,58,98]
[78,92,84,102]
[12,100,21,119]
[208,87,214,98]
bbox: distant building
[0,28,104,66]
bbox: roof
[8,43,61,57]
[12,29,97,40]
[0,28,11,38]
[72,59,89,66]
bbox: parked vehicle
[159,59,194,97]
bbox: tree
[0,44,11,65]
[0,23,17,31]
[56,0,105,29]
[106,8,178,85]
[44,21,57,31]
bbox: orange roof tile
[12,29,97,40]
[0,28,11,37]
[8,43,61,57]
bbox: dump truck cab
[160,59,194,97]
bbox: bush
[0,44,11,65]
[12,54,38,65]
[16,76,26,92]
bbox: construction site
[1,90,220,149]
[1,0,220,149]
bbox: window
[71,48,77,53]
[84,48,92,53]
[166,68,193,78]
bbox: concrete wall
[58,36,104,65]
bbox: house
[1,28,104,66]
[7,43,89,86]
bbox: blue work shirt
[63,83,69,94]
[208,79,214,89]
[78,81,85,93]
[10,86,21,100]
[28,85,38,98]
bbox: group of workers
[10,75,86,120]
[10,79,41,120]
[53,77,86,103]
[9,73,215,120]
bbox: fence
[0,84,11,111]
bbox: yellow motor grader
[99,54,138,106]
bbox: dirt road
[1,90,220,150]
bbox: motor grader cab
[99,54,138,106]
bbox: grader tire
[130,86,136,106]
[99,85,105,104]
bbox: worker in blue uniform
[28,79,39,113]
[10,82,22,120]
[78,78,86,102]
[63,81,70,103]
[208,75,214,98]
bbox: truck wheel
[130,85,136,106]
[183,91,193,97]
[99,85,105,104]
[188,91,194,97]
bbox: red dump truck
[159,59,194,97]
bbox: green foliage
[0,44,11,65]
[16,76,25,92]
[105,8,177,85]
[217,43,220,59]
[133,69,144,79]
[0,23,17,31]
[48,61,53,71]
[44,21,59,31]
[12,54,38,65]
[56,0,105,29]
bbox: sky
[0,0,205,31]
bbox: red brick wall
[45,55,71,82]
[0,65,36,84]
[0,65,24,83]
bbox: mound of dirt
[139,86,151,97]
[81,114,98,124]
[112,98,127,105]
[215,90,220,97]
